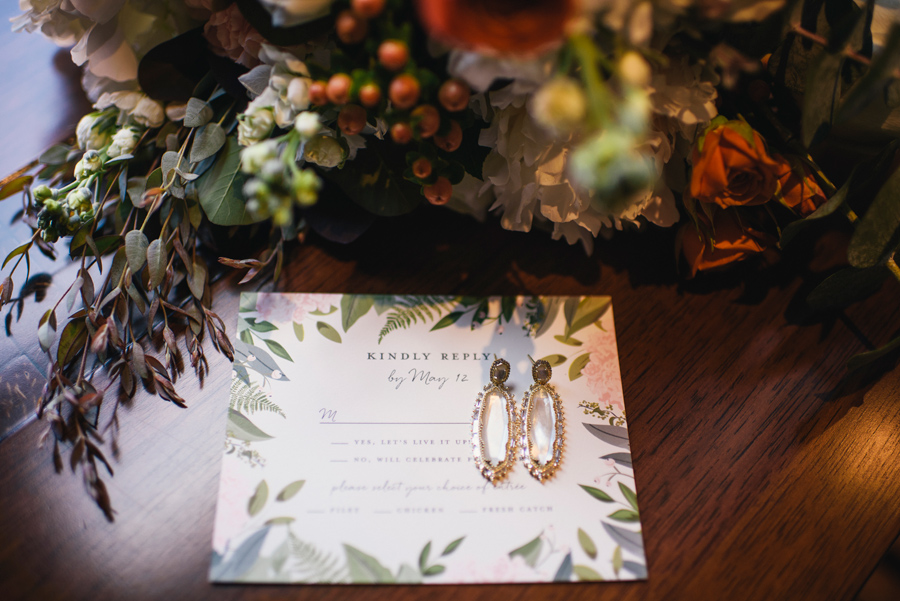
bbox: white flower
[240,140,280,174]
[259,0,334,27]
[132,96,165,127]
[76,113,111,150]
[648,55,719,139]
[447,49,557,95]
[95,91,165,128]
[294,111,321,138]
[303,134,346,168]
[530,77,587,136]
[74,151,102,179]
[240,46,314,128]
[237,107,275,146]
[107,126,140,157]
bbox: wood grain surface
[1,10,899,601]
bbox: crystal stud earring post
[472,355,518,484]
[521,355,565,481]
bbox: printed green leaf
[802,51,843,147]
[247,318,278,332]
[196,136,261,225]
[430,311,465,332]
[227,408,273,442]
[566,297,611,339]
[534,297,562,338]
[569,353,591,381]
[293,322,304,342]
[847,335,900,371]
[248,480,268,516]
[441,537,465,556]
[316,321,342,343]
[239,293,258,312]
[618,482,639,512]
[554,335,582,346]
[422,565,445,577]
[541,354,567,367]
[276,480,305,501]
[848,165,900,268]
[264,517,296,526]
[553,553,573,582]
[509,535,543,567]
[124,230,149,273]
[418,541,431,571]
[573,564,603,581]
[395,563,422,583]
[563,297,579,331]
[146,239,167,289]
[608,509,640,522]
[580,484,614,502]
[344,544,395,583]
[612,545,623,576]
[263,338,293,361]
[577,528,597,559]
[341,295,374,332]
[501,296,515,322]
[190,122,226,163]
[239,329,253,345]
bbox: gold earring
[521,356,564,481]
[472,355,518,484]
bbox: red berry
[434,120,462,152]
[438,79,470,112]
[358,83,381,108]
[378,40,409,71]
[424,177,452,205]
[308,80,328,105]
[336,10,367,44]
[337,104,367,135]
[412,158,432,179]
[326,74,352,105]
[412,105,440,138]
[389,74,420,110]
[352,0,385,18]
[390,122,413,144]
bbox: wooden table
[1,12,899,601]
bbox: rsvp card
[210,294,647,584]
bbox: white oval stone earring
[472,355,518,484]
[521,356,565,481]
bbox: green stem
[570,34,610,128]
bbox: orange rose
[774,156,827,217]
[681,210,769,277]
[690,119,782,209]
[414,0,575,56]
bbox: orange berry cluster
[309,0,473,205]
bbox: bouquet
[3,0,899,517]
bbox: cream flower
[107,126,141,157]
[95,91,165,127]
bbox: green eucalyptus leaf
[836,25,900,125]
[807,265,888,311]
[848,165,900,267]
[196,136,260,225]
[0,175,32,200]
[847,335,900,370]
[190,123,226,163]
[125,230,149,273]
[801,51,843,147]
[161,150,181,185]
[780,168,853,247]
[146,239,167,290]
[184,97,213,128]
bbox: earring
[472,355,518,484]
[521,356,564,481]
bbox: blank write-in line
[307,510,326,514]
[330,442,349,445]
[330,460,348,463]
[320,422,469,425]
[374,510,393,514]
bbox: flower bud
[618,52,651,88]
[33,185,53,203]
[292,169,322,206]
[237,107,276,146]
[294,111,321,138]
[240,140,279,174]
[287,77,311,111]
[260,159,286,184]
[133,96,165,128]
[107,127,141,158]
[74,150,103,179]
[76,113,111,150]
[531,77,587,136]
[66,187,93,212]
[304,135,347,169]
[570,130,655,215]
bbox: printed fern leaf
[289,533,348,583]
[377,295,456,343]
[229,378,285,418]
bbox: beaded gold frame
[520,359,565,481]
[471,358,519,484]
